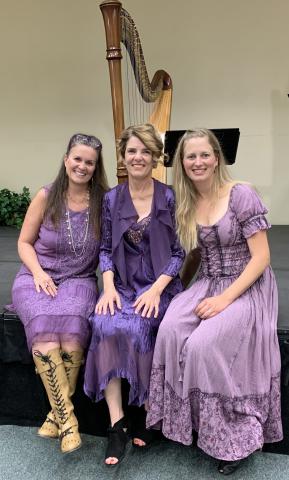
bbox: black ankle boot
[132,408,155,448]
[218,459,242,475]
[105,417,129,466]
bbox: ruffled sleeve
[99,193,115,273]
[160,188,185,277]
[231,183,270,238]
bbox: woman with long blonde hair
[147,128,282,475]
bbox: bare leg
[32,341,60,355]
[61,341,83,353]
[104,377,124,426]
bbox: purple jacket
[100,179,185,291]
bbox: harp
[100,0,172,183]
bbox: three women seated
[10,125,282,475]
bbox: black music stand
[164,128,240,166]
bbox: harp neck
[100,0,172,184]
[100,0,127,181]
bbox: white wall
[1,0,289,223]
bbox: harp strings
[124,32,132,125]
[121,8,154,127]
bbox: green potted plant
[0,187,31,229]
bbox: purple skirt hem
[84,368,148,407]
[147,370,283,461]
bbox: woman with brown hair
[10,133,108,453]
[84,124,185,466]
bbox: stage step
[0,310,288,453]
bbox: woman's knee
[32,341,60,354]
[61,341,83,353]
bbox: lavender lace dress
[11,190,100,351]
[147,183,283,461]
[84,180,185,406]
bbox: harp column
[100,0,127,182]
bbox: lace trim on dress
[147,366,283,460]
[162,259,185,279]
[99,195,115,273]
[126,215,151,245]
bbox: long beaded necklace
[65,192,90,257]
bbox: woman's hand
[95,287,122,315]
[133,286,161,318]
[33,270,57,297]
[194,294,231,319]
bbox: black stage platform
[0,226,289,453]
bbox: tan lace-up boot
[33,348,81,453]
[37,410,59,439]
[37,350,83,439]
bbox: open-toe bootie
[105,417,130,466]
[132,408,155,449]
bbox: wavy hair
[44,133,108,238]
[173,128,232,252]
[117,123,163,167]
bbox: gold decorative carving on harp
[100,0,172,184]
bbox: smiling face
[182,136,218,186]
[123,135,154,181]
[64,144,98,186]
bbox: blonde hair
[117,123,163,167]
[173,128,232,252]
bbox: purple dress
[147,183,283,461]
[11,188,100,351]
[84,180,185,406]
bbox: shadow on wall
[270,89,289,224]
